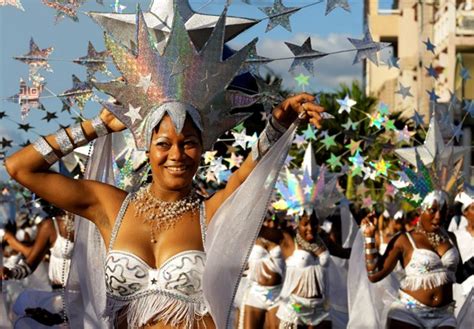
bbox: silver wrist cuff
[251,116,286,161]
[365,257,378,266]
[55,129,73,155]
[91,115,108,137]
[32,137,59,165]
[367,269,379,276]
[365,248,378,255]
[9,261,32,280]
[70,123,88,147]
[365,237,376,244]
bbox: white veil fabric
[65,135,114,329]
[203,124,297,328]
[347,230,398,329]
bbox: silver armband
[9,260,32,280]
[32,137,59,165]
[365,248,378,255]
[91,115,108,137]
[365,257,378,266]
[70,123,88,147]
[251,116,287,161]
[54,129,74,155]
[365,237,376,244]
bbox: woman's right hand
[99,108,127,133]
[361,211,377,237]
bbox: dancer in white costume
[360,190,474,329]
[241,214,285,329]
[5,7,325,329]
[452,190,474,317]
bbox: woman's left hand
[272,93,325,129]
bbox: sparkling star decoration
[345,139,362,155]
[336,95,357,114]
[204,151,217,165]
[363,166,377,181]
[73,41,110,80]
[259,0,300,32]
[136,74,152,92]
[293,134,306,148]
[384,118,396,131]
[284,37,327,75]
[423,38,436,54]
[371,158,391,176]
[14,38,54,80]
[425,64,439,80]
[302,124,317,140]
[224,152,243,169]
[125,104,142,124]
[396,125,414,143]
[369,112,385,129]
[348,29,390,65]
[378,103,390,116]
[427,89,440,103]
[395,83,413,99]
[327,153,343,170]
[411,110,425,127]
[110,0,126,13]
[395,116,468,166]
[321,133,337,150]
[341,118,358,130]
[232,130,249,149]
[325,0,351,16]
[294,73,310,89]
[349,150,366,167]
[362,196,374,209]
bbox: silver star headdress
[94,6,258,151]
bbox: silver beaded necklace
[415,222,448,249]
[132,184,200,243]
[295,231,326,255]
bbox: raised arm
[360,213,404,282]
[3,231,33,257]
[4,110,127,229]
[205,93,324,221]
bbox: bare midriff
[402,283,453,307]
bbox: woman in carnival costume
[452,189,474,324]
[1,207,75,327]
[354,116,474,329]
[240,211,285,329]
[4,6,325,329]
[272,147,349,329]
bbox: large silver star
[88,0,257,51]
[395,116,468,167]
[348,29,390,65]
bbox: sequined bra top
[104,193,209,328]
[401,232,459,291]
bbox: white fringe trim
[280,265,325,298]
[401,271,453,290]
[104,292,208,328]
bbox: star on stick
[348,29,390,65]
[285,37,327,75]
[336,95,356,114]
[259,0,300,32]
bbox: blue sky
[0,0,367,179]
